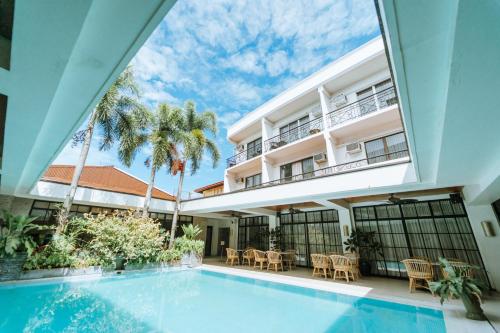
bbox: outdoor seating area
[221,249,483,292]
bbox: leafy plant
[344,230,382,260]
[158,248,183,263]
[261,226,281,250]
[429,258,487,321]
[181,224,202,240]
[173,236,204,255]
[0,210,47,258]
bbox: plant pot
[359,260,371,276]
[309,128,321,135]
[0,252,28,281]
[462,293,486,321]
[114,255,125,271]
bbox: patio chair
[311,254,331,279]
[242,249,255,266]
[401,258,434,293]
[330,255,356,283]
[266,251,284,272]
[253,250,268,270]
[226,248,240,266]
[282,249,296,270]
[344,252,361,280]
[442,259,474,279]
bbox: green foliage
[180,224,202,240]
[344,230,383,259]
[82,211,166,266]
[172,236,204,256]
[0,210,48,258]
[429,257,486,305]
[158,248,183,263]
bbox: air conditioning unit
[235,177,245,184]
[332,94,347,107]
[311,105,322,118]
[313,153,328,163]
[236,145,245,152]
[346,143,362,154]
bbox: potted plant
[0,210,45,281]
[430,258,487,321]
[344,229,382,276]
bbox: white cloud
[217,111,242,130]
[266,50,288,77]
[222,51,265,75]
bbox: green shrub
[82,211,167,266]
[158,248,182,263]
[173,236,204,255]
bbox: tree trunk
[168,165,185,249]
[58,111,97,229]
[142,165,156,218]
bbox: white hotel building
[0,1,499,291]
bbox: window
[356,78,395,115]
[353,200,490,288]
[245,173,262,189]
[365,132,408,164]
[280,157,314,182]
[280,209,342,267]
[279,115,309,143]
[238,216,269,250]
[246,137,262,160]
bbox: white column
[338,209,352,252]
[268,215,278,249]
[463,203,500,290]
[261,117,274,183]
[318,86,337,167]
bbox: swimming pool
[0,269,446,333]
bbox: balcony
[226,146,262,168]
[245,148,409,190]
[264,116,324,153]
[327,86,398,128]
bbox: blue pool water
[0,269,446,333]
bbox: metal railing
[327,86,397,127]
[264,116,324,152]
[244,149,409,190]
[226,146,262,168]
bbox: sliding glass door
[280,209,342,267]
[353,199,490,287]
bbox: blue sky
[54,0,380,196]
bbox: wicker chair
[242,249,255,266]
[442,259,474,279]
[282,249,296,270]
[266,251,283,272]
[344,252,361,280]
[401,258,434,293]
[226,248,240,266]
[253,250,268,270]
[311,254,331,279]
[330,255,356,283]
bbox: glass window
[246,138,262,159]
[280,115,309,144]
[365,132,408,164]
[245,173,262,189]
[238,216,269,250]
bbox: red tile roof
[42,165,175,201]
[194,180,224,193]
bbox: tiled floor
[204,257,500,332]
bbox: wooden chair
[282,249,296,270]
[242,249,255,266]
[253,250,268,270]
[344,252,361,280]
[401,258,434,293]
[226,248,240,266]
[311,254,331,279]
[330,255,356,283]
[266,251,283,272]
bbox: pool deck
[203,257,500,333]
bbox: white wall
[0,195,33,216]
[464,203,500,290]
[194,216,238,256]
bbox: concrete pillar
[261,117,274,183]
[268,215,278,250]
[338,208,353,253]
[318,86,337,167]
[463,203,500,290]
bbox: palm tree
[58,67,144,227]
[168,101,220,249]
[119,103,183,217]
